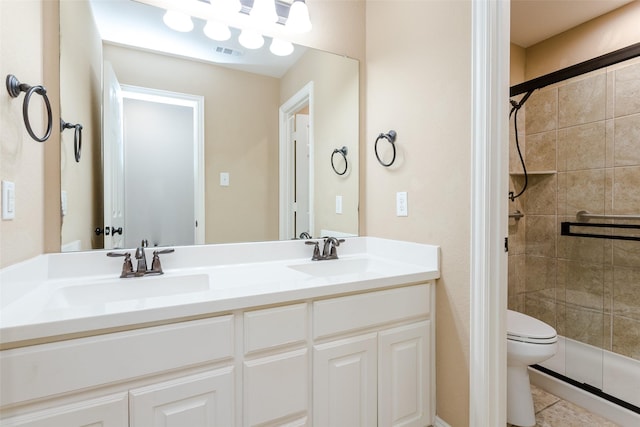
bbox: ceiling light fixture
[269,38,294,56]
[163,9,194,32]
[286,0,312,33]
[238,28,265,49]
[250,0,279,25]
[204,20,231,41]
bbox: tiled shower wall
[508,57,640,361]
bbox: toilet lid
[507,310,557,344]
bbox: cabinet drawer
[313,284,430,339]
[0,316,233,406]
[244,304,307,354]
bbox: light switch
[220,172,230,186]
[336,195,343,214]
[2,181,16,220]
[396,191,408,217]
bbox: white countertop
[0,237,439,347]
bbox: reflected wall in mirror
[59,0,359,252]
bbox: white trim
[433,415,452,427]
[470,1,510,426]
[119,85,206,245]
[279,81,314,240]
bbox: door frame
[279,81,315,240]
[119,84,205,245]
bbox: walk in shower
[508,49,640,412]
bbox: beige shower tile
[612,315,640,359]
[508,294,525,312]
[509,175,526,206]
[525,215,556,257]
[604,168,614,216]
[613,266,640,321]
[606,68,615,120]
[612,240,640,267]
[525,255,556,293]
[556,302,567,336]
[613,114,640,166]
[556,173,567,215]
[559,73,606,128]
[525,293,556,328]
[557,122,605,171]
[508,254,526,297]
[557,223,605,264]
[564,306,605,348]
[603,312,612,352]
[508,211,526,255]
[525,131,557,172]
[562,260,605,311]
[615,60,640,117]
[604,265,613,314]
[565,169,606,216]
[523,175,557,215]
[605,120,614,168]
[509,129,527,173]
[526,88,558,134]
[612,166,640,214]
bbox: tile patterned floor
[508,385,619,426]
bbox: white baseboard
[530,367,640,427]
[433,415,452,427]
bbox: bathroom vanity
[0,238,439,427]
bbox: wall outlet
[336,195,343,214]
[220,172,230,186]
[396,191,408,217]
[2,181,16,220]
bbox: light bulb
[163,10,194,32]
[251,0,278,25]
[204,21,231,41]
[238,29,264,49]
[270,38,294,56]
[286,0,312,33]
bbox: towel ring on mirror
[6,74,53,143]
[61,119,83,162]
[374,130,397,167]
[331,146,348,175]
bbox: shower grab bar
[561,221,640,242]
[509,210,524,220]
[576,210,640,221]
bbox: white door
[102,61,125,249]
[378,321,432,427]
[294,114,310,237]
[129,368,234,427]
[313,333,377,427]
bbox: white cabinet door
[243,349,308,427]
[378,321,432,427]
[129,368,234,427]
[0,392,128,427]
[313,333,377,427]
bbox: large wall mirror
[59,0,359,252]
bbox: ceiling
[511,0,635,47]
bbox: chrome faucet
[107,239,174,278]
[305,236,345,261]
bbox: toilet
[507,310,558,427]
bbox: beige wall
[365,1,472,425]
[104,45,281,244]
[525,0,640,80]
[281,49,359,238]
[510,43,526,86]
[59,0,103,251]
[1,0,48,267]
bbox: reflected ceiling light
[238,28,265,49]
[250,0,278,25]
[204,20,231,41]
[163,9,194,32]
[223,0,243,14]
[286,0,312,33]
[269,38,294,56]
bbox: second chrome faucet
[107,239,174,278]
[305,236,345,261]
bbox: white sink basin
[288,258,380,277]
[46,273,210,309]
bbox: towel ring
[61,119,83,162]
[6,74,53,143]
[374,130,397,167]
[331,146,348,175]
